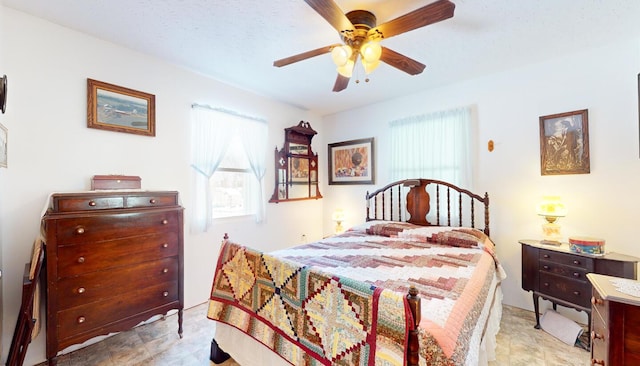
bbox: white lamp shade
[537,196,567,217]
[362,59,380,74]
[331,45,352,66]
[336,59,354,77]
[360,41,382,63]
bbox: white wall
[0,8,324,365]
[322,37,640,324]
[0,2,5,360]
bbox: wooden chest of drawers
[520,240,638,337]
[588,273,640,365]
[42,191,184,365]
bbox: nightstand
[588,273,640,365]
[520,239,638,339]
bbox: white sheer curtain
[190,104,267,232]
[389,106,472,188]
[240,118,268,223]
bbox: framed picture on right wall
[0,122,7,168]
[539,109,590,175]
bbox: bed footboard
[366,178,490,236]
[406,286,421,366]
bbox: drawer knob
[77,287,86,294]
[75,227,85,235]
[591,296,603,305]
[573,272,581,278]
[88,201,96,207]
[543,282,550,287]
[573,291,580,296]
[77,316,86,324]
[543,254,550,258]
[161,219,168,225]
[77,256,85,264]
[163,268,169,274]
[163,291,169,297]
[162,243,169,248]
[591,331,604,341]
[542,265,550,270]
[573,260,580,265]
[150,199,157,204]
[591,359,605,366]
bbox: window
[190,105,267,232]
[210,135,258,218]
[389,107,472,188]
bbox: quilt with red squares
[208,223,505,366]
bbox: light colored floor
[36,303,589,366]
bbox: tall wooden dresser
[41,191,184,365]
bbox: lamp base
[540,239,562,246]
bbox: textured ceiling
[4,0,640,116]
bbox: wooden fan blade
[274,44,341,67]
[304,0,355,33]
[380,47,426,75]
[332,74,350,92]
[372,0,455,39]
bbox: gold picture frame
[87,79,155,136]
[539,109,590,175]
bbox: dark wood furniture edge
[7,241,45,366]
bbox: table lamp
[332,209,345,234]
[537,196,567,245]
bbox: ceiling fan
[273,0,455,92]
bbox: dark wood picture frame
[328,137,375,185]
[539,109,590,175]
[87,79,155,136]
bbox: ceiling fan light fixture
[362,59,380,74]
[336,59,354,77]
[331,45,352,66]
[360,41,382,63]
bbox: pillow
[427,229,485,248]
[366,222,421,237]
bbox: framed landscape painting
[87,79,155,136]
[539,109,590,175]
[328,137,374,185]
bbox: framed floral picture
[328,137,374,185]
[539,109,590,175]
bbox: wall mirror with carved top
[269,121,322,203]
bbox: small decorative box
[91,175,141,190]
[568,236,605,254]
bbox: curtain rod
[191,103,267,123]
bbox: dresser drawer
[539,249,595,271]
[540,272,592,308]
[540,260,589,281]
[57,281,179,341]
[591,302,608,365]
[57,257,179,309]
[125,193,178,208]
[57,232,179,278]
[53,196,125,212]
[54,210,180,245]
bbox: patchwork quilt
[208,222,506,366]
